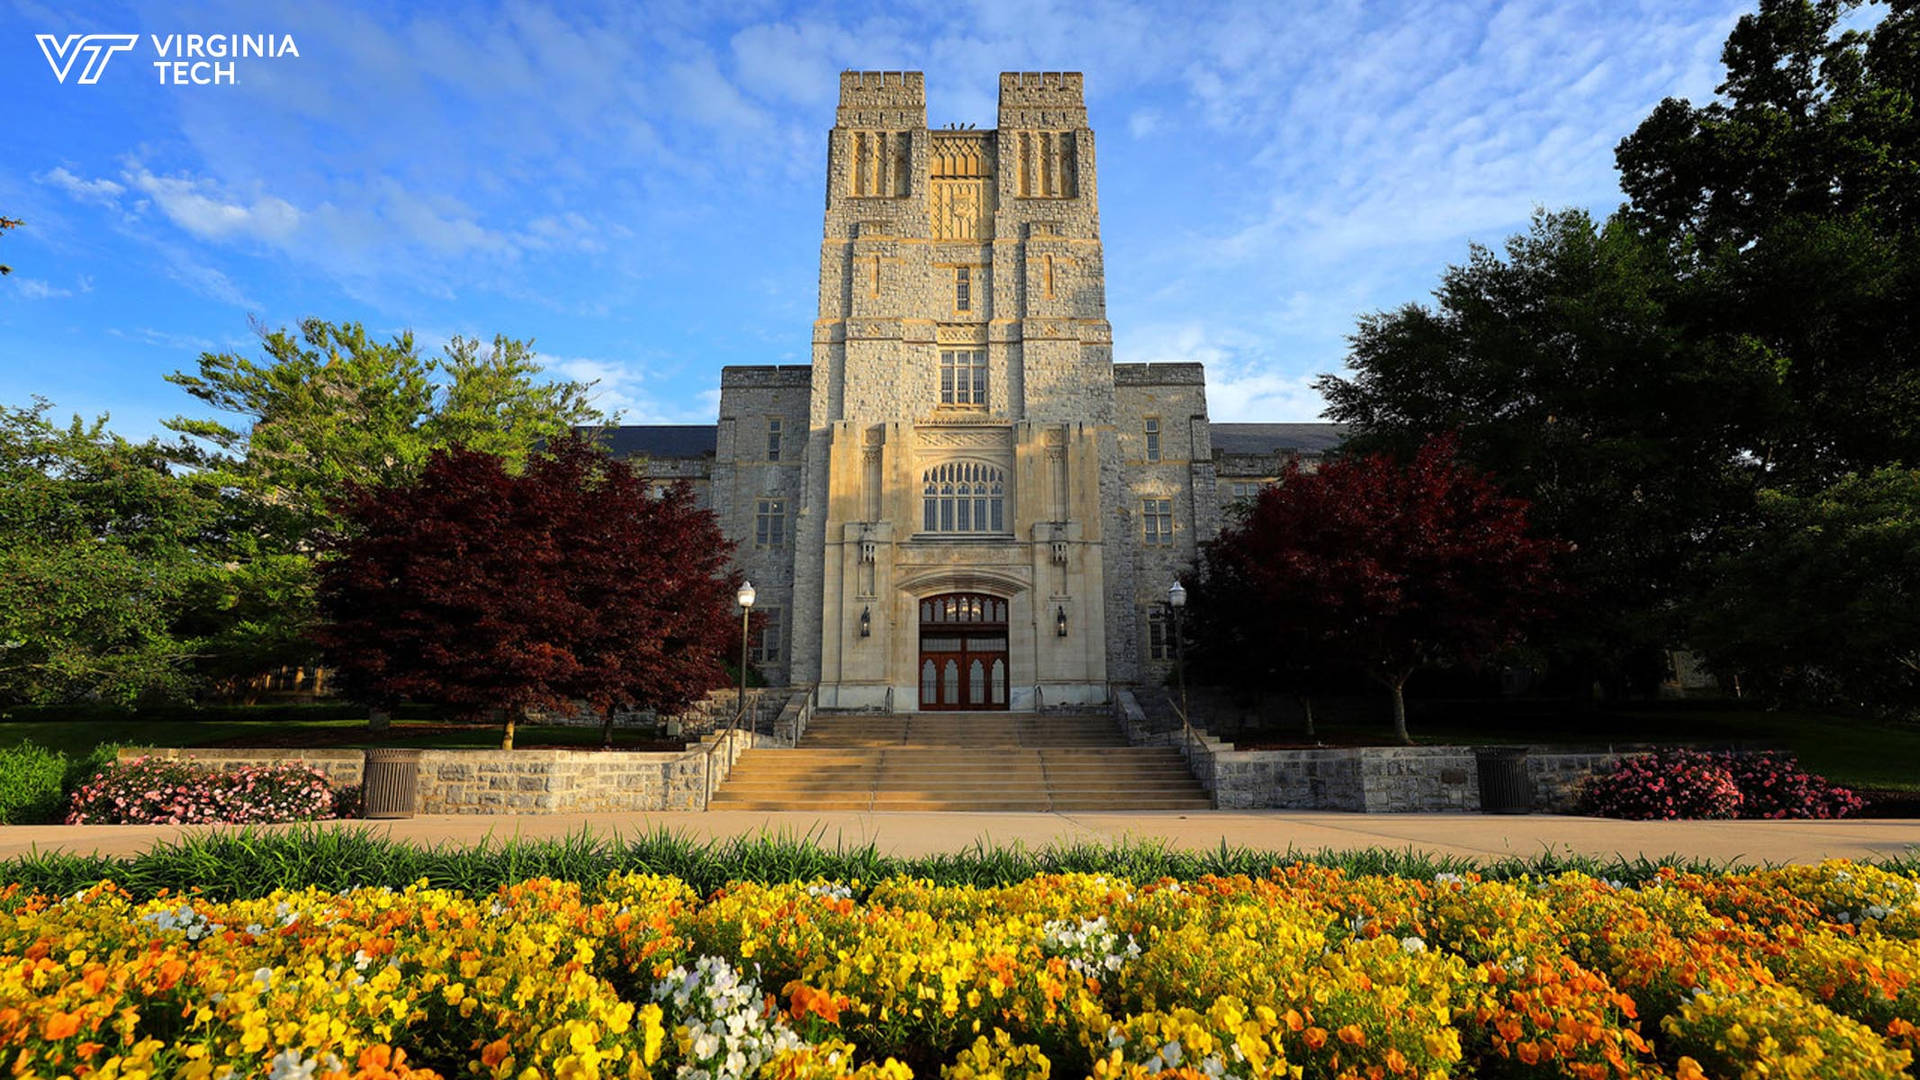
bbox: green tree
[0,402,228,704]
[1317,209,1775,694]
[1693,467,1920,717]
[1615,0,1919,485]
[161,318,608,686]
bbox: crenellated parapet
[996,71,1087,130]
[837,70,926,128]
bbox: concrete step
[706,791,1213,807]
[711,713,1209,812]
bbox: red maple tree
[1194,434,1563,743]
[315,437,737,748]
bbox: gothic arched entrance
[917,592,1010,710]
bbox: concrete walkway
[2,811,1916,866]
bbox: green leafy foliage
[1695,467,1920,717]
[0,740,67,824]
[1317,2,1918,708]
[0,828,1844,904]
[0,401,234,704]
[1317,210,1774,694]
[0,739,119,824]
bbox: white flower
[1400,936,1427,954]
[267,1050,316,1080]
[1433,872,1466,886]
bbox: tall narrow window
[755,499,786,549]
[766,417,782,461]
[955,266,972,311]
[1147,609,1170,660]
[939,349,987,408]
[1142,498,1173,545]
[921,461,1007,534]
[755,608,783,663]
[1144,417,1161,462]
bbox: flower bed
[1577,749,1864,820]
[65,756,351,825]
[3,861,1917,1079]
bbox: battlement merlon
[997,71,1088,129]
[837,71,927,128]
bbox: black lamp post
[736,580,755,721]
[1168,580,1190,759]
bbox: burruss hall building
[600,71,1342,712]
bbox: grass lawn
[0,704,688,759]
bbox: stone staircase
[708,712,1212,812]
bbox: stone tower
[780,71,1123,711]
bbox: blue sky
[2,0,1753,438]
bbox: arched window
[921,461,1006,534]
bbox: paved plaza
[2,810,1915,867]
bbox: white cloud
[10,277,72,300]
[124,167,302,243]
[1127,322,1330,422]
[38,167,125,207]
[544,353,715,424]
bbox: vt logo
[36,33,140,84]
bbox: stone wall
[119,729,761,815]
[1113,688,1617,813]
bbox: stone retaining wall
[1113,689,1617,813]
[120,729,759,815]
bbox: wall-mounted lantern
[1055,605,1068,637]
[860,605,872,638]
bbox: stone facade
[600,73,1346,710]
[1113,690,1618,813]
[120,730,760,815]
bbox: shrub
[1578,748,1745,820]
[1718,750,1863,819]
[331,782,365,819]
[1579,748,1864,821]
[65,756,338,825]
[0,740,69,824]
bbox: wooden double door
[918,592,1010,711]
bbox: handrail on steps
[702,696,754,808]
[1164,692,1196,763]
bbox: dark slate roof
[1210,422,1350,456]
[582,425,718,460]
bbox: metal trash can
[1475,746,1534,814]
[362,748,423,819]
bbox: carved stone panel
[930,179,991,240]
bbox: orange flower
[42,1011,82,1040]
[357,1045,393,1070]
[1384,1048,1408,1074]
[1516,1041,1541,1065]
[1336,1024,1366,1047]
[1283,1008,1304,1032]
[1676,1057,1708,1080]
[480,1039,510,1068]
[1303,1026,1328,1050]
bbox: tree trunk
[1389,676,1412,745]
[1298,695,1316,742]
[501,714,516,751]
[601,707,615,749]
